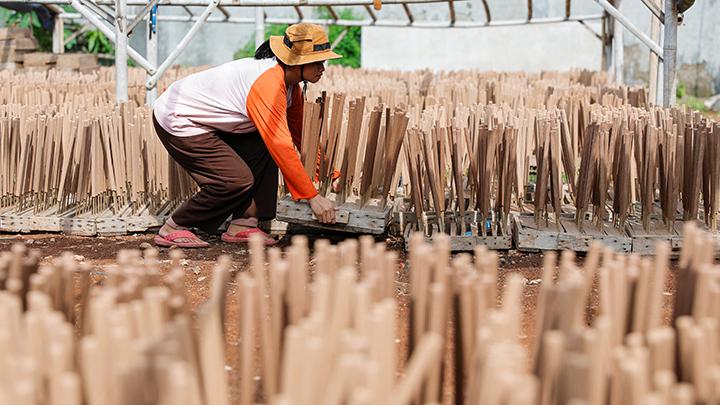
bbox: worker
[152,23,340,248]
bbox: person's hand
[308,195,338,224]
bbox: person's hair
[254,40,275,59]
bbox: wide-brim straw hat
[270,23,342,66]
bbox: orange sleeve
[287,83,303,150]
[247,68,318,200]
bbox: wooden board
[276,195,392,235]
[513,213,560,252]
[403,232,511,252]
[0,213,166,235]
[22,52,57,67]
[558,219,632,253]
[399,210,512,252]
[625,219,683,255]
[514,213,633,253]
[56,53,98,70]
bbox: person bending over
[152,23,339,248]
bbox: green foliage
[676,82,686,100]
[233,24,288,60]
[0,8,52,51]
[84,29,114,54]
[1,7,114,56]
[317,8,361,68]
[680,95,709,113]
[233,8,362,68]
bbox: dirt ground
[0,231,679,402]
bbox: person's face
[303,61,326,83]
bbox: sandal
[154,230,210,248]
[221,227,277,246]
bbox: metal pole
[4,0,465,5]
[115,0,129,102]
[255,6,265,48]
[592,0,663,58]
[146,0,220,89]
[612,0,623,84]
[60,13,605,28]
[639,0,664,21]
[648,0,661,104]
[662,0,677,106]
[146,6,159,105]
[68,0,155,73]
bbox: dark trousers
[153,114,278,233]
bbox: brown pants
[153,114,278,233]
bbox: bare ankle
[228,223,253,232]
[160,220,187,236]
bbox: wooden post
[662,0,678,107]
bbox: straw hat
[270,23,342,66]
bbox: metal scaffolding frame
[2,0,679,106]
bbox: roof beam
[63,0,465,6]
[526,0,532,21]
[480,0,490,23]
[639,0,664,22]
[447,0,455,25]
[78,0,115,24]
[218,5,231,19]
[592,0,663,58]
[127,0,162,34]
[326,5,338,20]
[293,5,303,20]
[147,0,220,89]
[402,3,414,24]
[60,12,602,28]
[363,4,376,22]
[577,19,601,40]
[68,0,155,72]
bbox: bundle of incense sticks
[0,66,206,106]
[300,92,409,207]
[1,221,720,403]
[311,67,613,109]
[0,102,195,216]
[7,66,719,236]
[402,103,569,235]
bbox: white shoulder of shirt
[214,57,278,79]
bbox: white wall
[137,0,720,94]
[361,22,602,72]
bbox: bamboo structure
[1,222,719,403]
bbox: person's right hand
[308,195,338,224]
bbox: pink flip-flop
[154,230,210,248]
[221,227,277,246]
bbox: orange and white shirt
[153,57,316,200]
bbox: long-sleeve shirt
[153,57,317,200]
